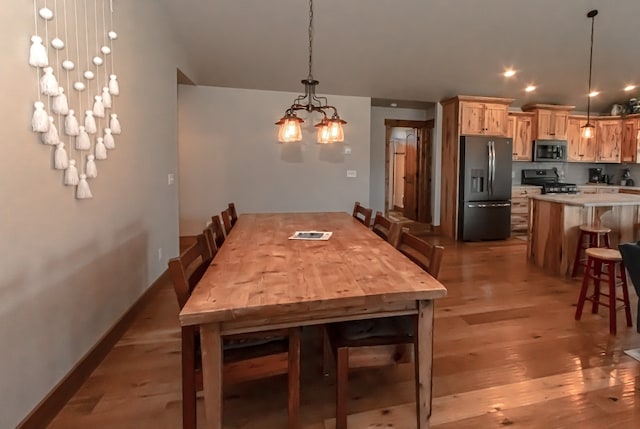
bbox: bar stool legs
[575,248,633,335]
[571,226,611,278]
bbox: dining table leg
[200,322,223,429]
[415,300,434,429]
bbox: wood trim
[440,95,515,105]
[508,111,535,117]
[521,103,575,112]
[384,119,433,128]
[16,270,170,429]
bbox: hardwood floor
[48,238,640,428]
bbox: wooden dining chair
[372,211,402,247]
[168,236,301,429]
[221,209,233,235]
[326,229,444,429]
[352,201,373,227]
[228,202,238,227]
[209,214,226,249]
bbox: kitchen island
[527,193,640,276]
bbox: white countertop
[530,192,640,207]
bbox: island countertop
[529,193,640,207]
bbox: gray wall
[0,2,190,427]
[369,106,435,215]
[177,85,371,235]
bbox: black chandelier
[581,9,598,139]
[275,0,346,143]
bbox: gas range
[521,169,578,194]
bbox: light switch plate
[344,146,352,155]
[346,170,357,178]
[168,173,175,185]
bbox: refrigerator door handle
[491,141,496,193]
[487,141,493,196]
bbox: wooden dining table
[179,212,447,428]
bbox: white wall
[0,2,190,427]
[177,85,371,235]
[369,106,434,215]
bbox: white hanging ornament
[42,116,60,145]
[101,45,111,55]
[95,137,107,160]
[76,125,91,150]
[32,101,49,132]
[86,155,98,178]
[101,87,112,108]
[84,110,97,134]
[108,74,119,95]
[39,7,54,20]
[64,110,79,136]
[108,31,118,40]
[29,36,48,67]
[109,113,121,134]
[64,160,80,185]
[54,143,69,170]
[103,128,115,149]
[93,96,105,118]
[83,70,95,80]
[62,60,75,70]
[40,67,60,96]
[52,87,69,115]
[92,56,103,66]
[76,174,93,199]
[73,81,85,91]
[51,38,65,50]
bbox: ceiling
[160,0,640,114]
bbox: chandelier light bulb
[581,123,594,139]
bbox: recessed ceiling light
[624,85,636,91]
[390,103,398,107]
[525,85,536,92]
[503,69,516,78]
[588,91,600,97]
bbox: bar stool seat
[571,225,611,277]
[574,247,633,335]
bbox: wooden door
[567,118,597,162]
[459,102,486,135]
[596,120,622,162]
[536,110,554,139]
[416,127,433,223]
[512,116,533,161]
[552,111,569,139]
[403,130,418,219]
[621,119,638,163]
[484,103,509,137]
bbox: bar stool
[574,248,633,335]
[570,225,611,277]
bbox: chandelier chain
[308,0,313,80]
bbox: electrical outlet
[157,247,162,261]
[344,146,352,155]
[346,170,357,178]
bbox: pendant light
[275,0,346,143]
[581,9,598,139]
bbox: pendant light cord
[307,0,313,81]
[586,10,597,123]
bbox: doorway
[384,119,433,223]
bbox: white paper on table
[288,231,333,240]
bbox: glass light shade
[277,117,303,142]
[316,121,331,144]
[581,123,594,139]
[328,119,344,142]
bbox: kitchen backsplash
[512,162,640,186]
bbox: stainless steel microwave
[533,140,567,161]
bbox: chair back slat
[372,211,402,247]
[168,234,210,309]
[397,230,444,279]
[221,209,233,235]
[228,202,238,227]
[202,226,219,260]
[352,201,373,227]
[210,215,226,248]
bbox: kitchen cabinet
[439,95,514,239]
[567,116,597,162]
[596,120,622,163]
[621,118,640,163]
[511,186,541,235]
[507,113,534,161]
[522,104,574,140]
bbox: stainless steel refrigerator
[457,136,513,241]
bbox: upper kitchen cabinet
[522,104,574,140]
[596,119,622,163]
[507,112,534,161]
[567,116,597,162]
[453,96,514,137]
[621,116,640,163]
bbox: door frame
[384,119,434,223]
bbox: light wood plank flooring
[48,238,640,428]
